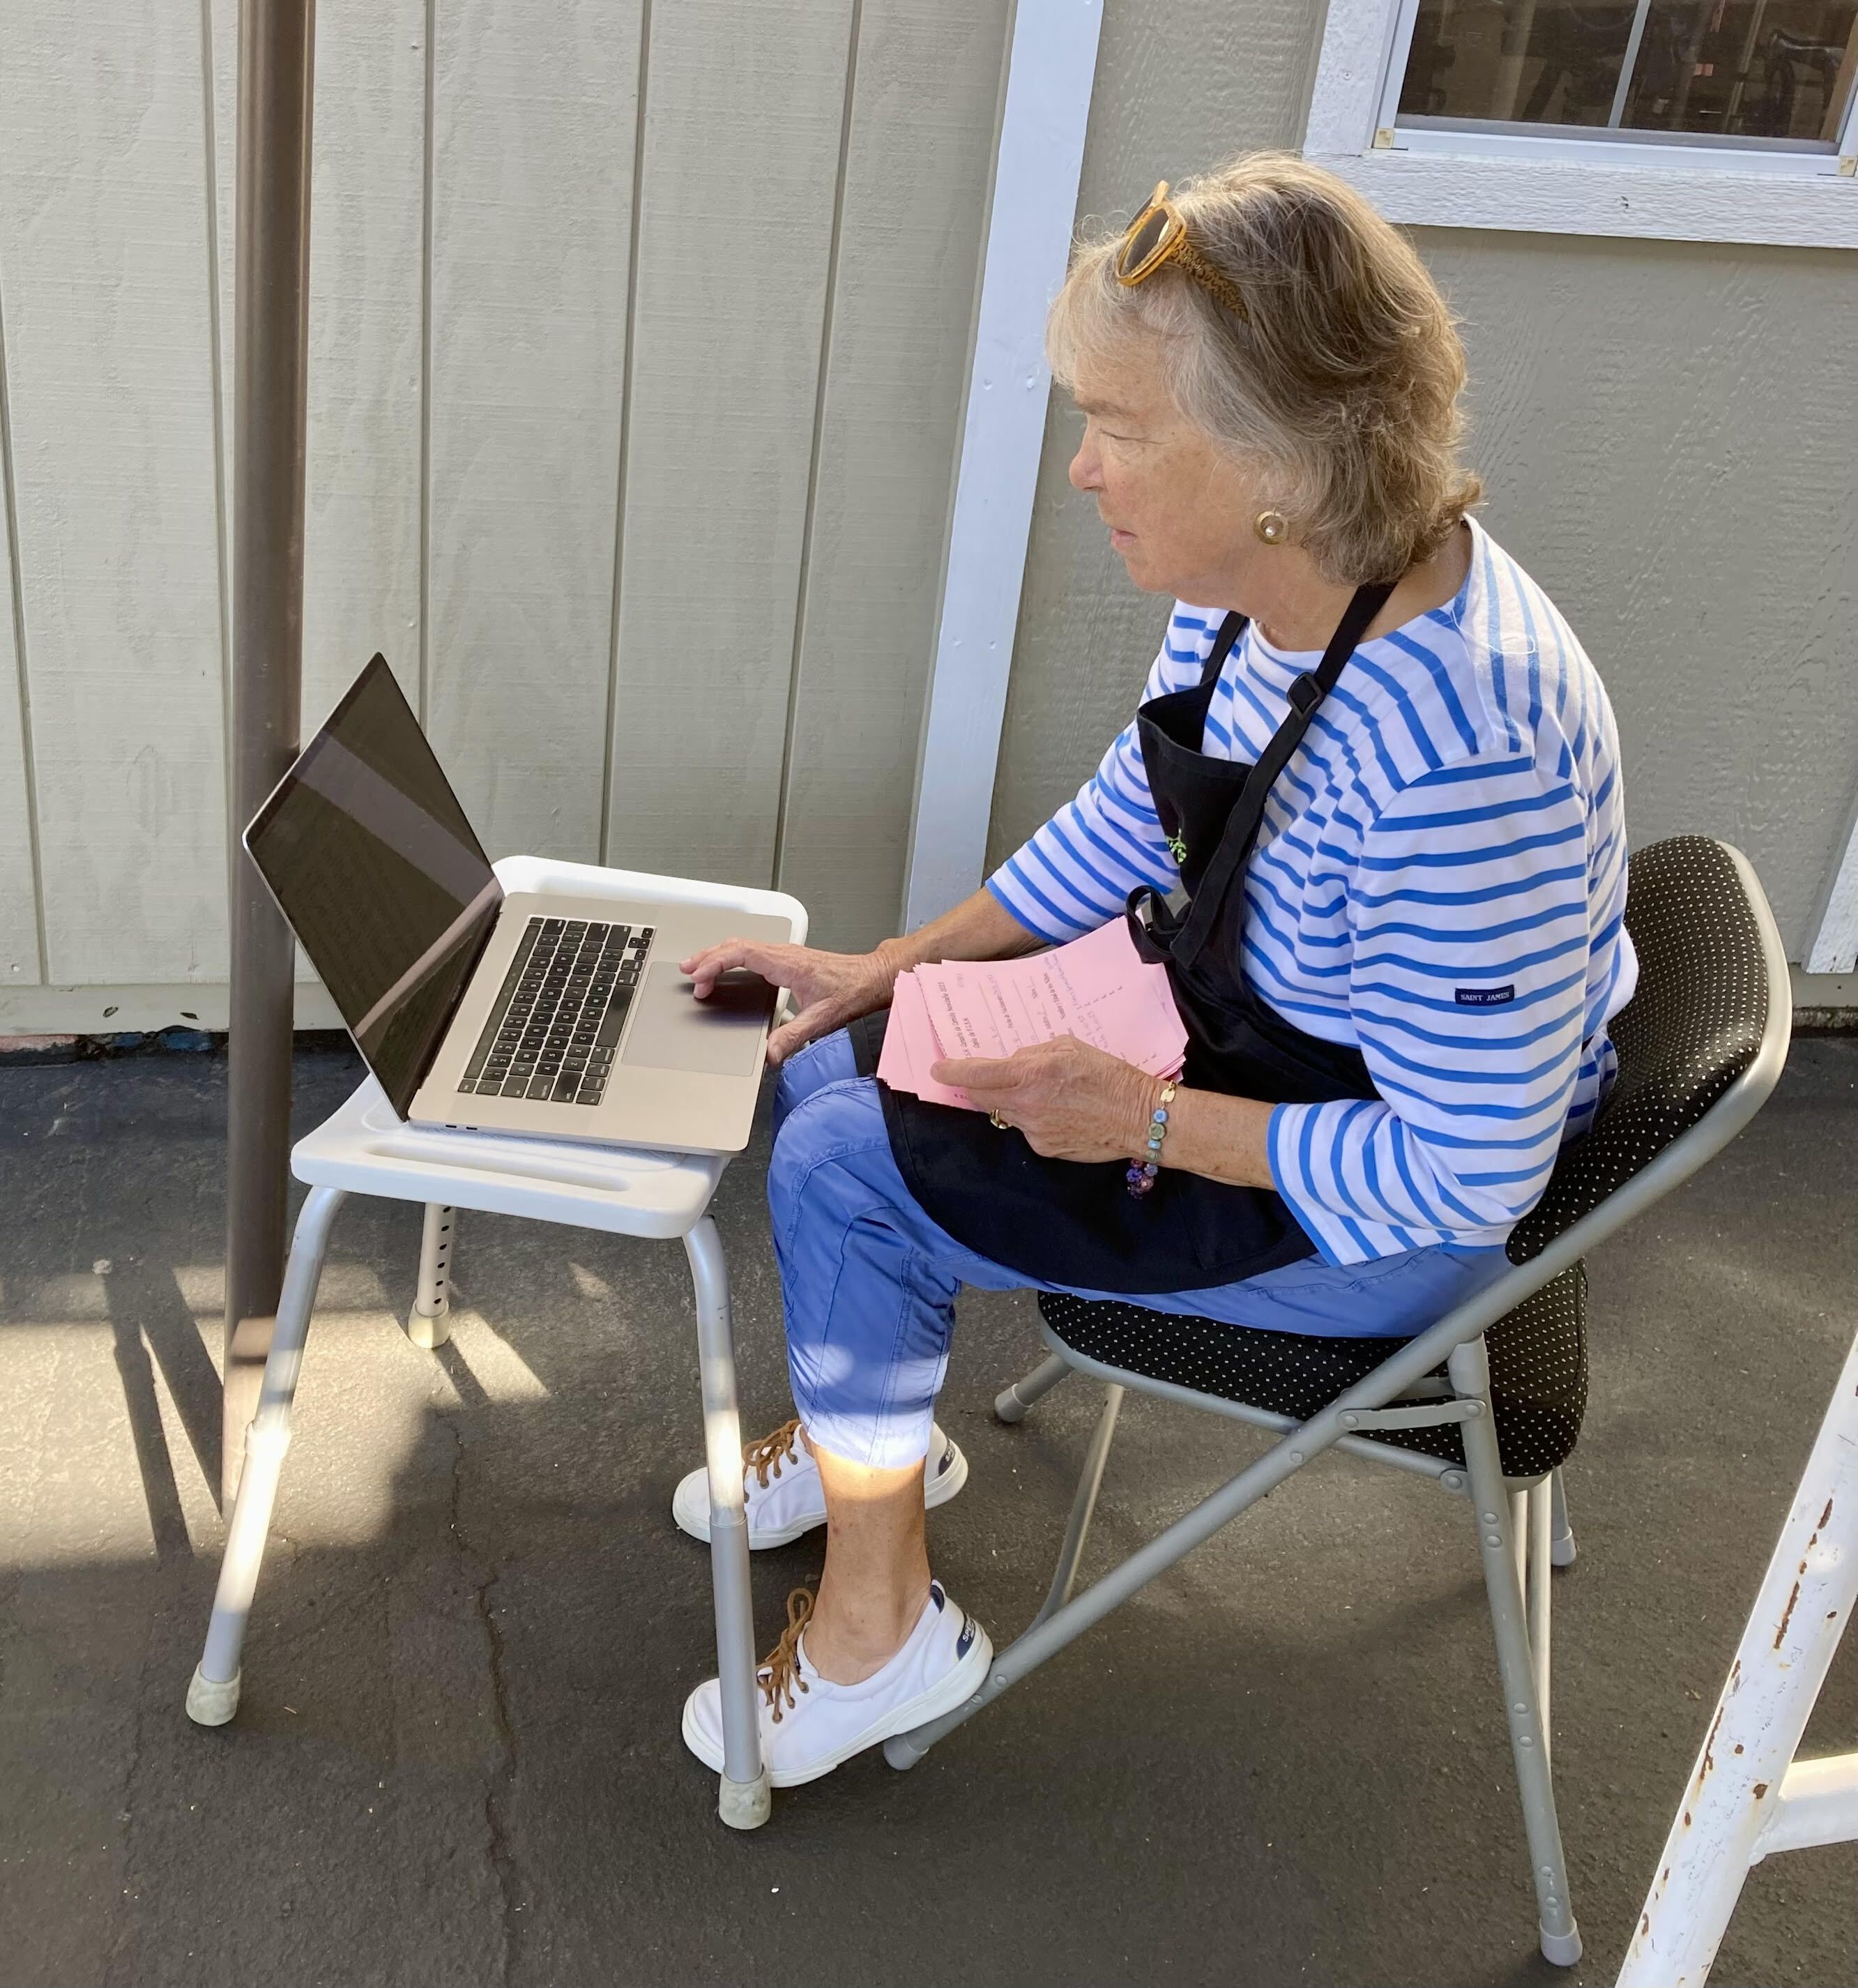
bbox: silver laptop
[244,654,791,1154]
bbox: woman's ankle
[802,1579,930,1685]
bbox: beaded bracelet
[1126,1078,1179,1199]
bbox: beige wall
[0,0,1010,1022]
[989,1,1858,962]
[2,0,1852,1027]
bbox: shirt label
[1455,984,1516,1008]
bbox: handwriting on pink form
[876,918,1186,1115]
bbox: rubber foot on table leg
[717,1767,771,1830]
[186,1664,241,1727]
[405,1303,451,1351]
[1539,1922,1581,1968]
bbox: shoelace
[757,1587,816,1722]
[743,1417,804,1490]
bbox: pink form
[876,970,975,1109]
[912,918,1185,1085]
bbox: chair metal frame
[885,844,1794,1971]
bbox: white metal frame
[1304,0,1858,247]
[184,857,808,1835]
[901,0,1104,929]
[1617,1328,1858,1985]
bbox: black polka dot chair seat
[1037,1261,1588,1478]
[885,840,1792,1973]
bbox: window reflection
[1396,0,1858,142]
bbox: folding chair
[884,836,1792,1968]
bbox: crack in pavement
[443,1407,524,1987]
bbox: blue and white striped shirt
[987,520,1636,1266]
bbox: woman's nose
[1069,441,1099,493]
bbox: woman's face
[1067,336,1267,607]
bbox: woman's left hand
[930,1035,1157,1163]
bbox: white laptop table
[185,856,806,1830]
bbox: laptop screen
[244,655,503,1117]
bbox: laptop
[244,654,792,1154]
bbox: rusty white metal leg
[405,1202,455,1349]
[1617,1329,1858,1988]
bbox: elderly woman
[673,153,1632,1787]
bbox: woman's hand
[680,937,900,1067]
[931,1036,1157,1163]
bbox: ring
[989,1111,1008,1130]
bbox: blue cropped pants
[768,1030,1512,1471]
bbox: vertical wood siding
[775,0,1008,949]
[0,331,37,984]
[0,0,1010,988]
[427,0,642,864]
[0,6,229,985]
[604,0,858,888]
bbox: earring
[1255,508,1288,547]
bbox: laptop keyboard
[456,916,655,1107]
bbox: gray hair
[1047,153,1482,586]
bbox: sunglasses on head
[1114,182,1248,323]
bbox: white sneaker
[681,1580,991,1788]
[671,1418,968,1549]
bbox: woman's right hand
[679,936,900,1067]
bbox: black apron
[850,583,1392,1293]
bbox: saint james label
[1455,985,1516,1008]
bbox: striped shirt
[987,519,1636,1266]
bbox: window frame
[1304,0,1858,246]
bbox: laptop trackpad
[619,963,774,1077]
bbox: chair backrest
[1506,836,1791,1265]
[1036,838,1790,1477]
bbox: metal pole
[224,0,316,1504]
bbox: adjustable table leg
[188,1185,346,1726]
[405,1202,455,1349]
[684,1215,769,1828]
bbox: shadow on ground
[1,1039,1853,1987]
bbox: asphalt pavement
[1,1036,1852,1987]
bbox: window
[1386,0,1858,162]
[1304,0,1858,244]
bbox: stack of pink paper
[876,916,1188,1112]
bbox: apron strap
[1161,579,1394,973]
[1198,611,1247,691]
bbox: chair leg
[187,1185,346,1727]
[683,1215,769,1830]
[1527,1476,1553,1767]
[1449,1337,1581,1968]
[995,1351,1072,1425]
[405,1201,455,1349]
[1032,1386,1123,1629]
[1549,1466,1576,1566]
